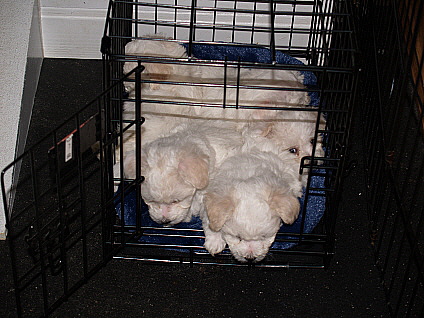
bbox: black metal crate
[101,0,358,268]
[354,0,424,316]
[3,0,424,317]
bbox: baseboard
[41,7,107,59]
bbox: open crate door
[1,68,143,317]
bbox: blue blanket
[115,44,325,252]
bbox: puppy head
[277,121,324,160]
[248,112,325,165]
[140,142,209,225]
[204,180,300,263]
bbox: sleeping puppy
[124,121,243,225]
[201,150,302,263]
[123,36,310,122]
[242,110,326,186]
[111,100,193,191]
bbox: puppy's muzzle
[245,255,256,262]
[159,218,172,225]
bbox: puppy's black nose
[245,255,256,262]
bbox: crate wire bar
[355,0,424,317]
[102,0,357,268]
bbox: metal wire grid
[106,0,329,54]
[102,0,357,268]
[102,0,353,76]
[355,0,424,316]
[1,69,144,318]
[0,1,358,316]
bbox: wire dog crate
[354,0,424,316]
[2,0,358,316]
[101,0,357,269]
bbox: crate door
[0,72,141,317]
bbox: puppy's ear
[178,154,209,189]
[268,189,300,225]
[204,192,235,231]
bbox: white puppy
[201,150,302,263]
[118,37,312,172]
[124,121,243,225]
[118,38,312,172]
[118,35,309,163]
[242,110,326,186]
[123,37,310,122]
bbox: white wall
[0,0,43,239]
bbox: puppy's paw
[204,233,226,256]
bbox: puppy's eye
[310,138,315,145]
[288,147,298,154]
[171,199,180,204]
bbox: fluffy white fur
[124,121,243,225]
[116,37,313,187]
[123,37,310,122]
[115,37,325,255]
[123,36,190,95]
[196,66,310,121]
[123,37,213,120]
[201,150,302,263]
